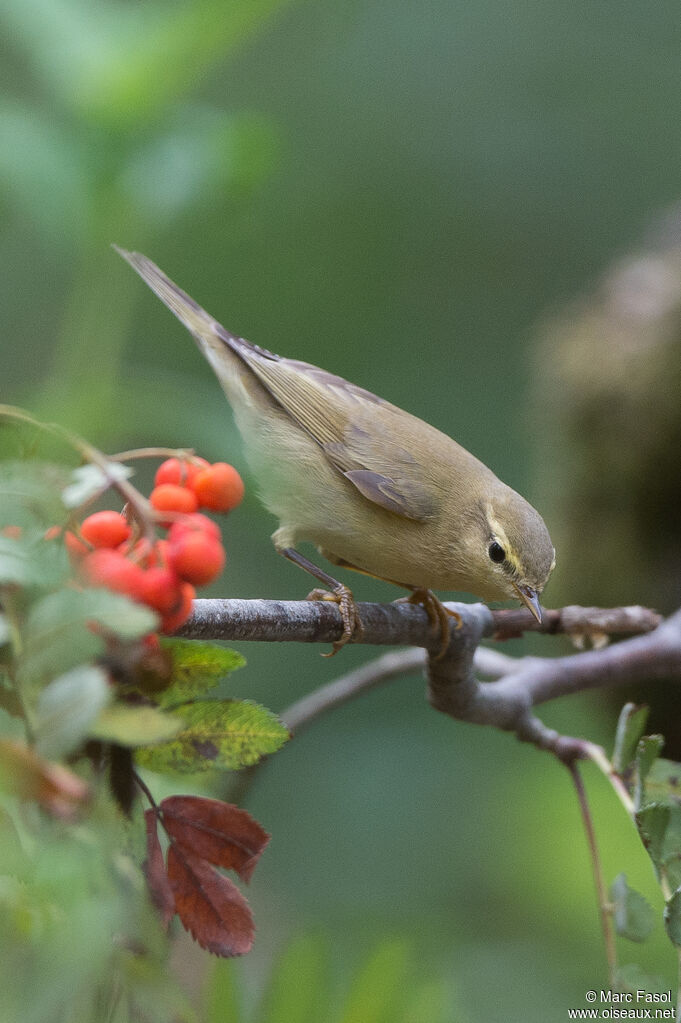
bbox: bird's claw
[395,588,461,660]
[305,585,364,656]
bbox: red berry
[161,582,195,634]
[154,457,210,489]
[192,462,244,512]
[80,550,147,602]
[167,513,221,543]
[167,531,226,586]
[139,567,184,615]
[80,511,131,549]
[64,531,90,560]
[149,484,199,517]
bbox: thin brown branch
[491,604,662,639]
[281,648,426,733]
[179,598,659,647]
[179,597,677,760]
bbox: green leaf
[61,462,133,508]
[90,704,183,746]
[664,887,681,948]
[614,962,670,995]
[636,803,681,890]
[642,758,681,805]
[22,588,157,682]
[0,460,71,529]
[119,108,277,223]
[35,665,110,759]
[135,699,289,773]
[0,99,89,245]
[0,537,42,586]
[609,873,655,943]
[612,703,649,774]
[157,638,245,707]
[635,803,670,870]
[634,734,665,809]
[255,934,328,1023]
[78,0,298,126]
[401,978,454,1023]
[338,938,410,1023]
[204,961,241,1023]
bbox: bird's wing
[112,248,436,522]
[237,349,438,522]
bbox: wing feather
[240,350,438,521]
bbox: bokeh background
[2,0,680,1018]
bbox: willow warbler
[117,248,555,652]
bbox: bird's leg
[395,587,462,660]
[277,547,363,656]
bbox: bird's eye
[488,541,506,564]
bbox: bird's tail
[114,246,223,341]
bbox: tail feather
[114,246,279,363]
[113,246,225,338]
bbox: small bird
[116,248,555,653]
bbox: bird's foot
[395,588,461,660]
[305,584,364,656]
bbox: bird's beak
[513,583,542,623]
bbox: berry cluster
[64,457,243,634]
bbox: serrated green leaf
[157,638,245,707]
[61,462,133,508]
[643,758,681,805]
[664,887,681,948]
[0,460,72,529]
[91,703,183,746]
[636,804,671,870]
[22,588,157,682]
[35,665,110,759]
[609,873,655,943]
[636,803,681,890]
[635,734,665,809]
[612,703,649,774]
[135,699,289,773]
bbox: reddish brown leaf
[160,795,270,883]
[0,739,89,819]
[167,845,254,957]
[143,809,175,928]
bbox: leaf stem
[0,405,157,543]
[569,761,618,986]
[109,447,201,463]
[133,768,160,813]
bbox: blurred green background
[2,0,680,1018]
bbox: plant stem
[109,447,201,462]
[569,761,618,986]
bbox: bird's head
[462,488,555,620]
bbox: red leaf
[167,845,254,957]
[160,795,270,883]
[143,809,175,928]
